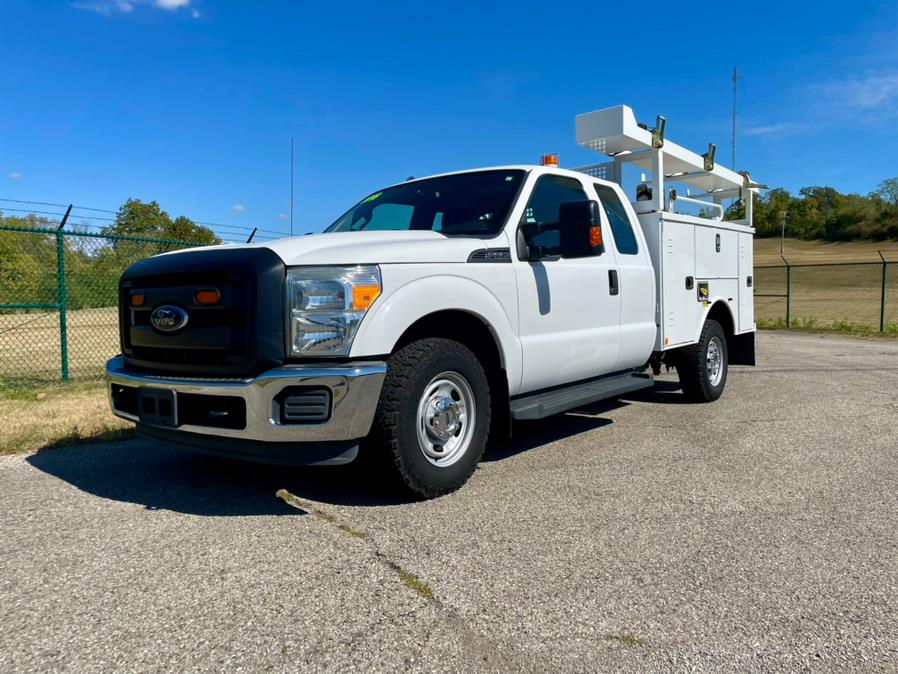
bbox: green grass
[0,379,132,454]
[390,563,434,601]
[756,317,898,336]
[755,238,898,265]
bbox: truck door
[592,183,657,370]
[514,173,622,393]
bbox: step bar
[510,371,654,421]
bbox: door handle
[609,269,619,296]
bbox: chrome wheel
[416,371,476,467]
[707,336,724,387]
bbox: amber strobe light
[130,293,145,307]
[194,289,221,305]
[540,153,559,167]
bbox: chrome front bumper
[105,356,387,444]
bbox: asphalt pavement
[2,331,898,673]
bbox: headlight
[286,266,381,356]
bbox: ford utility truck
[107,105,760,498]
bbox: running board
[510,372,654,421]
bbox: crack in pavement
[274,489,540,673]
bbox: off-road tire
[366,338,491,499]
[675,319,728,403]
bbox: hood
[263,230,499,265]
[165,230,503,266]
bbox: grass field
[0,306,118,383]
[753,238,898,333]
[0,380,131,454]
[754,237,898,265]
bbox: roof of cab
[379,165,614,192]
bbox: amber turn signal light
[351,284,381,310]
[194,289,221,305]
[130,293,145,307]
[589,225,603,247]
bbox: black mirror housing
[558,200,604,258]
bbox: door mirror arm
[518,221,559,262]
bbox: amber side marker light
[352,285,381,310]
[194,289,221,305]
[130,293,145,307]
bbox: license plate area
[138,388,178,428]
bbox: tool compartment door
[738,231,754,331]
[660,219,698,347]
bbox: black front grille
[119,248,285,377]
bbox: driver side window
[521,175,588,257]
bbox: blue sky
[2,0,898,241]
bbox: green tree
[873,177,898,207]
[102,199,220,245]
[168,215,219,245]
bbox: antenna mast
[290,137,295,236]
[731,67,738,170]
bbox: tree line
[736,177,898,241]
[0,199,219,309]
[3,182,898,310]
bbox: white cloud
[811,71,898,120]
[72,0,199,17]
[8,171,22,181]
[72,0,133,15]
[276,213,288,221]
[231,203,246,214]
[742,123,802,137]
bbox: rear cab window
[594,183,639,255]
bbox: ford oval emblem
[150,305,189,333]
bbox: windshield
[325,169,526,237]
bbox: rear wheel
[675,319,728,403]
[366,338,490,499]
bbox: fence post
[781,254,791,328]
[880,251,887,333]
[56,206,72,382]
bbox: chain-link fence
[0,224,206,384]
[3,223,897,384]
[755,260,897,334]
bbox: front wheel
[675,319,728,403]
[366,338,491,499]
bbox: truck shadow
[25,397,637,513]
[482,399,623,462]
[620,378,688,405]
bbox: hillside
[754,238,898,266]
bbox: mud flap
[728,331,756,366]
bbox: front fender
[349,267,523,395]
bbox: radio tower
[290,137,295,237]
[731,67,738,170]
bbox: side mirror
[517,220,558,261]
[558,200,604,258]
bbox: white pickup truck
[107,105,759,498]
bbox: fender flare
[695,298,738,342]
[349,274,523,395]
